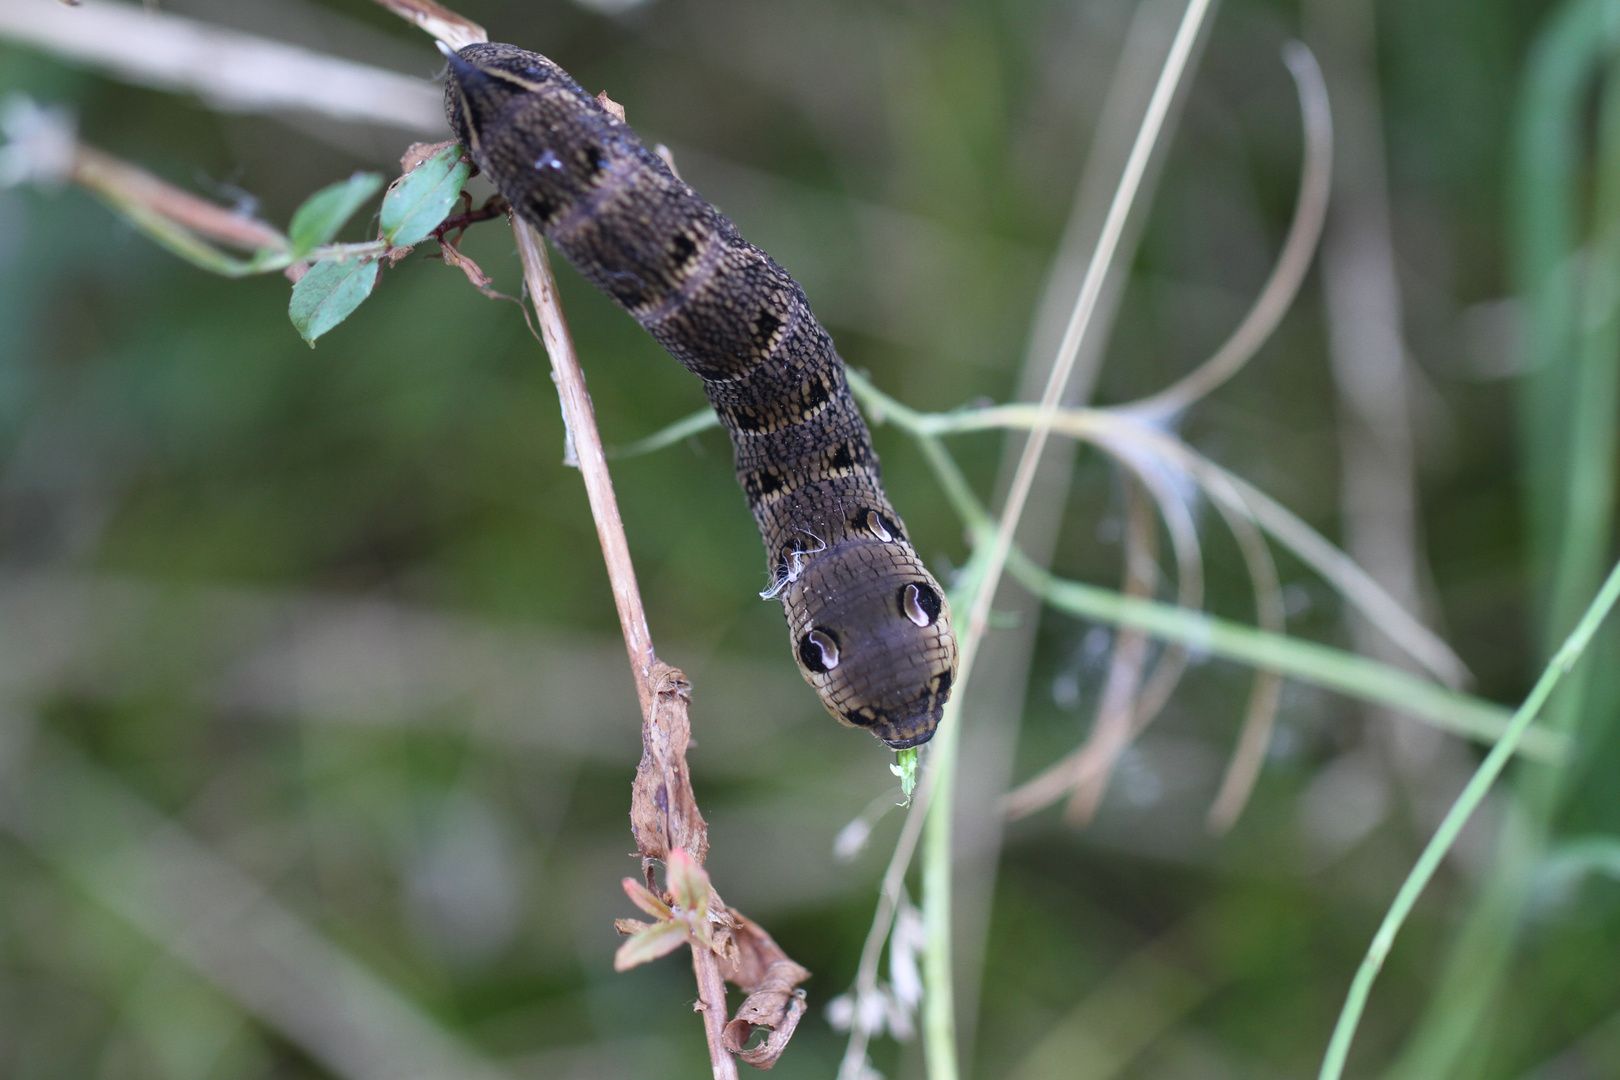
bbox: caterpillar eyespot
[444,42,959,748]
[901,583,941,628]
[800,628,840,673]
[857,508,897,543]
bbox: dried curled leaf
[440,239,501,295]
[618,657,808,1064]
[724,990,807,1070]
[715,912,812,1069]
[629,663,708,867]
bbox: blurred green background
[3,0,1619,1078]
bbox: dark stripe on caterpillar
[444,42,958,749]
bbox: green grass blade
[1319,558,1620,1080]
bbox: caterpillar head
[442,43,577,157]
[784,542,958,749]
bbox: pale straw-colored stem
[512,220,733,1078]
[511,221,656,716]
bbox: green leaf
[288,258,381,345]
[380,145,471,248]
[666,847,711,920]
[621,876,672,920]
[288,172,384,258]
[613,920,690,972]
[890,747,919,801]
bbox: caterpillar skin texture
[445,43,957,749]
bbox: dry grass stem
[512,222,655,706]
[960,0,1218,825]
[1064,480,1159,824]
[1004,443,1206,822]
[0,0,445,134]
[837,759,935,1079]
[511,207,807,1077]
[367,0,486,49]
[953,0,1216,712]
[1204,492,1287,832]
[841,3,1218,1069]
[72,142,288,249]
[1122,40,1333,420]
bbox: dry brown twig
[492,29,809,1080]
[320,0,817,1066]
[512,202,809,1080]
[0,0,445,133]
[4,0,813,1066]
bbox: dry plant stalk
[999,39,1333,829]
[511,219,808,1075]
[365,0,486,50]
[72,144,285,249]
[387,15,812,1069]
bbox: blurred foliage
[3,0,1619,1079]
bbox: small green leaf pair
[287,144,472,345]
[613,848,716,972]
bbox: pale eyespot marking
[857,508,894,542]
[901,583,940,628]
[799,628,840,672]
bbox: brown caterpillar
[444,42,957,748]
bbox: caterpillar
[444,42,957,749]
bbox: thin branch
[1202,488,1286,832]
[72,142,287,250]
[840,377,1562,762]
[0,0,445,133]
[511,221,655,714]
[1121,40,1333,420]
[511,221,738,1079]
[1064,479,1158,824]
[1318,557,1620,1080]
[693,947,739,1080]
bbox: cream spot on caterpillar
[901,582,941,627]
[799,628,840,672]
[857,508,896,542]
